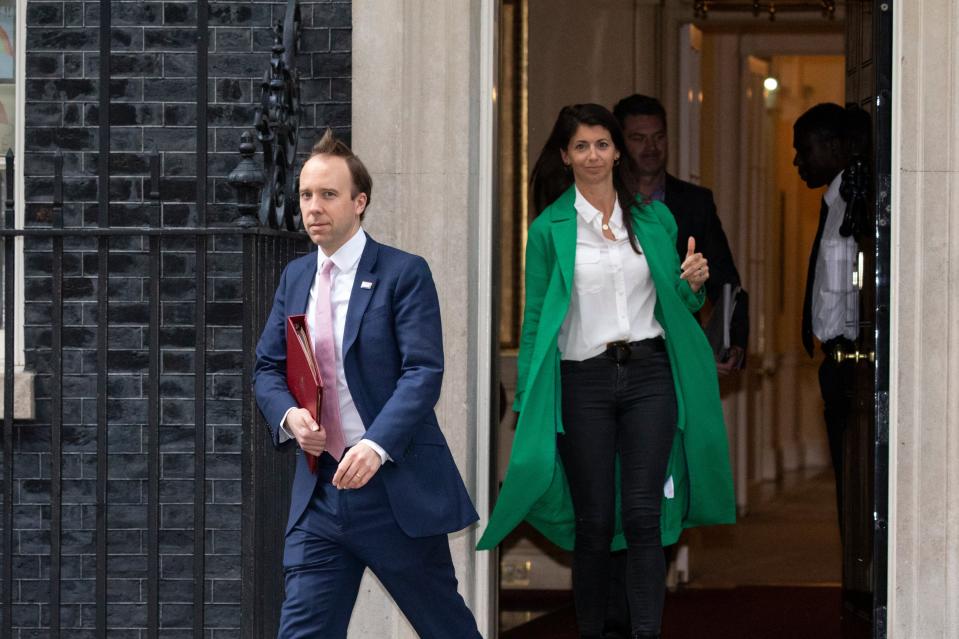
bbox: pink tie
[315,260,346,461]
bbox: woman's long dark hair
[530,103,642,254]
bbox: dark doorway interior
[493,1,891,637]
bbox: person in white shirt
[793,102,859,539]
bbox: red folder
[286,314,323,473]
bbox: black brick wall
[6,0,350,635]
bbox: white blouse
[557,187,664,361]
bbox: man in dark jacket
[614,94,749,375]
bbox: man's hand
[680,236,709,293]
[332,442,383,490]
[716,345,745,377]
[286,408,327,457]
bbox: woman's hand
[680,236,709,293]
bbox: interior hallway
[501,470,870,637]
[686,468,840,587]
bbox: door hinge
[877,174,891,227]
[876,391,889,444]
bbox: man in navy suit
[253,129,481,638]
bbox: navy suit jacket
[253,235,479,538]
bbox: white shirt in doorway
[812,170,859,343]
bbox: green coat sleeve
[513,219,550,412]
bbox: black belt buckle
[607,340,631,364]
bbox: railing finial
[229,131,266,228]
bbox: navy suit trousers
[278,454,481,639]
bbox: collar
[318,227,367,274]
[573,185,623,231]
[640,173,666,204]
[824,170,845,208]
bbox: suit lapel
[663,173,681,201]
[342,235,379,356]
[290,253,318,315]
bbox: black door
[841,1,892,636]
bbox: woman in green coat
[477,104,734,639]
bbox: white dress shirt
[279,228,389,463]
[812,171,859,343]
[558,187,664,361]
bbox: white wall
[351,0,494,636]
[890,1,959,636]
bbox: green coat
[477,187,735,552]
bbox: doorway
[491,2,889,637]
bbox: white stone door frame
[885,2,959,635]
[352,1,497,636]
[473,2,498,634]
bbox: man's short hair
[612,94,668,129]
[793,103,846,142]
[309,128,373,215]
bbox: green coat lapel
[548,188,576,295]
[518,187,575,420]
[630,202,673,295]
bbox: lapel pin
[360,280,374,290]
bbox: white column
[889,1,959,636]
[351,1,494,637]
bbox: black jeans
[558,340,677,637]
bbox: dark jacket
[664,173,749,353]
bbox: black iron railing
[2,0,313,632]
[0,149,311,637]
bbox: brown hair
[309,128,373,218]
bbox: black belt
[602,337,665,364]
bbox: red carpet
[502,586,872,638]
